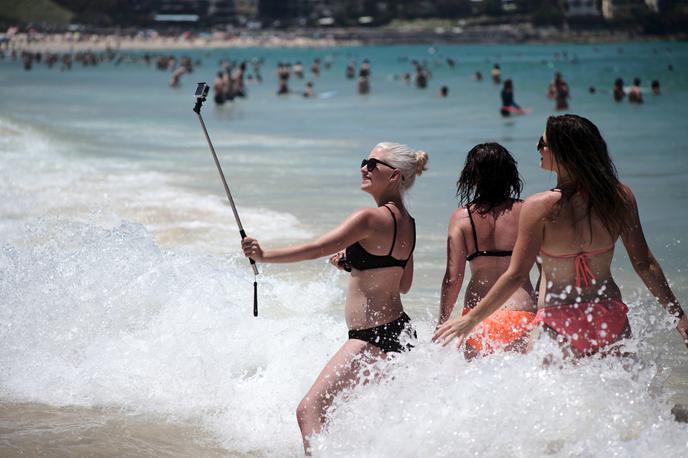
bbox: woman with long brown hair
[434,114,688,357]
[437,143,537,356]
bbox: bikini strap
[466,205,480,253]
[383,205,397,256]
[540,245,614,259]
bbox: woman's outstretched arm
[433,195,548,347]
[620,186,688,345]
[241,208,374,263]
[438,209,467,327]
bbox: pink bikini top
[540,245,614,289]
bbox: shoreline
[0,402,236,457]
[5,28,687,53]
[0,400,686,457]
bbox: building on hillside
[149,0,240,25]
[501,0,518,12]
[151,0,207,24]
[234,0,258,20]
[564,0,602,16]
[601,0,648,19]
[208,0,235,24]
[645,0,660,10]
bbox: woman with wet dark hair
[437,143,537,356]
[435,115,688,358]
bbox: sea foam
[1,219,687,457]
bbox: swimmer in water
[491,64,501,84]
[547,72,569,110]
[303,81,314,98]
[613,78,625,102]
[358,69,370,95]
[500,79,522,116]
[629,78,643,104]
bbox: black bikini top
[465,206,513,261]
[345,205,416,271]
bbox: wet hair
[456,143,523,214]
[376,142,429,194]
[503,79,513,91]
[633,77,641,86]
[614,78,623,87]
[545,114,631,236]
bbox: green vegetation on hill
[0,0,73,25]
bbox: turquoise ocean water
[1,42,688,456]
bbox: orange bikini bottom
[461,308,537,353]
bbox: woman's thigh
[303,339,385,407]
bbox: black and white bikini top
[465,205,513,262]
[345,205,416,271]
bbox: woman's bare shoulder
[618,182,637,202]
[450,206,470,221]
[526,190,562,204]
[343,207,384,230]
[522,191,561,217]
[448,207,469,231]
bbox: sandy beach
[4,31,360,53]
[6,26,685,54]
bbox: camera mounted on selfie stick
[193,82,259,317]
[193,81,210,114]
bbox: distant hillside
[0,0,73,25]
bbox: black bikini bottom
[348,312,416,353]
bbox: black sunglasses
[361,158,396,172]
[537,136,548,151]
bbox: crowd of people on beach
[3,43,671,115]
[241,113,688,454]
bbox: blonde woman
[242,142,428,454]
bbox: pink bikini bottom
[534,299,630,355]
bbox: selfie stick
[193,82,259,317]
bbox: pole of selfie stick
[193,83,259,317]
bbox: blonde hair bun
[414,150,429,176]
[375,141,429,194]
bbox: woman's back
[538,189,621,306]
[459,200,536,311]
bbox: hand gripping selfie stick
[193,82,259,317]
